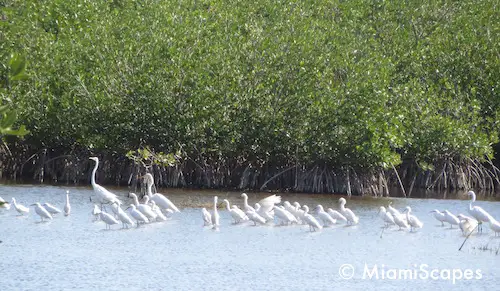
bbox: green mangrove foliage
[0,0,499,194]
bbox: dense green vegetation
[1,0,499,195]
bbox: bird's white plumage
[89,157,121,205]
[127,204,149,226]
[430,209,446,226]
[378,206,395,227]
[43,203,61,214]
[100,211,119,229]
[315,205,336,226]
[11,198,29,215]
[31,203,52,221]
[338,198,359,225]
[64,190,71,216]
[212,196,220,230]
[273,206,297,225]
[456,214,477,235]
[246,210,266,225]
[241,193,255,212]
[202,207,212,226]
[144,173,180,213]
[404,206,423,231]
[223,199,247,224]
[111,202,134,227]
[442,210,460,228]
[488,216,500,236]
[129,193,157,221]
[327,208,347,223]
[302,205,322,231]
[467,191,491,223]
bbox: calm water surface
[1,185,499,290]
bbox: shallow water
[1,185,499,291]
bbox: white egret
[467,191,492,232]
[111,202,134,228]
[338,197,359,225]
[126,204,149,226]
[283,201,300,220]
[456,214,478,235]
[393,212,409,230]
[387,201,402,218]
[231,205,248,222]
[212,196,220,230]
[92,204,101,221]
[143,173,180,213]
[315,205,336,226]
[404,206,423,232]
[255,202,274,222]
[150,201,167,221]
[293,202,306,222]
[129,193,157,222]
[43,203,62,215]
[31,203,52,222]
[487,216,500,236]
[89,157,122,206]
[99,210,119,230]
[240,193,256,212]
[246,209,266,225]
[327,208,347,223]
[273,206,297,225]
[429,209,446,226]
[64,190,71,216]
[0,197,10,210]
[442,210,460,228]
[302,205,322,232]
[223,199,247,224]
[378,206,395,228]
[11,198,29,215]
[202,207,212,226]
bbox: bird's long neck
[213,198,218,212]
[146,177,154,197]
[66,194,69,204]
[132,195,139,206]
[91,160,99,188]
[224,201,231,211]
[243,196,248,208]
[469,193,476,211]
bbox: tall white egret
[273,206,297,225]
[31,203,52,222]
[338,197,359,225]
[129,193,156,222]
[99,210,119,230]
[457,214,477,236]
[393,212,409,230]
[315,205,336,226]
[202,208,212,226]
[64,190,71,216]
[302,205,322,232]
[467,191,492,232]
[43,203,62,215]
[111,202,134,228]
[327,208,347,223]
[378,206,395,227]
[223,199,247,224]
[89,157,122,207]
[241,193,255,212]
[11,198,29,215]
[442,210,460,228]
[143,173,180,213]
[126,204,149,226]
[404,206,423,232]
[429,209,446,226]
[487,216,500,236]
[212,196,220,230]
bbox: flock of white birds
[1,157,500,237]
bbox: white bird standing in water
[315,205,336,226]
[487,215,500,236]
[92,204,101,221]
[393,212,409,230]
[378,206,395,228]
[89,157,122,207]
[327,208,347,223]
[212,196,220,230]
[129,193,156,222]
[64,190,71,216]
[43,203,62,215]
[457,214,478,236]
[202,207,212,226]
[387,201,402,218]
[246,209,266,225]
[11,198,29,215]
[127,204,149,226]
[467,191,491,232]
[31,203,52,222]
[404,206,423,232]
[338,197,359,225]
[111,202,134,228]
[223,199,247,224]
[302,205,322,232]
[442,210,460,228]
[241,193,256,212]
[273,206,297,225]
[100,210,119,230]
[150,201,167,221]
[429,209,446,226]
[143,173,180,213]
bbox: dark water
[1,185,499,290]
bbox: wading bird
[338,198,359,225]
[143,173,180,213]
[212,196,220,230]
[89,157,121,207]
[11,198,29,215]
[429,209,446,226]
[64,190,71,216]
[404,206,423,232]
[467,191,491,233]
[31,203,52,222]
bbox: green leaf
[0,110,17,129]
[1,125,30,136]
[8,53,27,78]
